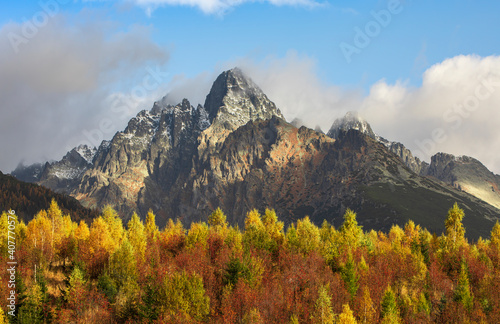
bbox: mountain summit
[327,111,376,139]
[204,68,284,130]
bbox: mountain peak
[73,144,97,165]
[226,66,244,78]
[203,67,284,130]
[327,111,376,140]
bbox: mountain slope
[0,171,99,223]
[177,117,499,239]
[327,112,430,175]
[11,144,97,194]
[327,112,500,212]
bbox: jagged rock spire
[204,68,284,130]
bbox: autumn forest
[1,201,500,323]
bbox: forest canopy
[0,201,500,323]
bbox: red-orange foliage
[3,203,500,323]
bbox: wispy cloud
[339,7,359,15]
[131,0,320,16]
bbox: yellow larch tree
[89,216,114,255]
[74,220,90,242]
[338,304,357,324]
[127,212,146,258]
[490,221,500,252]
[311,284,335,324]
[101,206,125,253]
[26,210,53,265]
[340,209,363,251]
[187,222,209,249]
[358,286,376,324]
[444,203,466,250]
[145,209,159,243]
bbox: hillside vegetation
[1,201,500,323]
[0,171,99,223]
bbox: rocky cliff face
[386,142,429,176]
[72,98,210,215]
[66,68,286,220]
[10,68,500,239]
[11,163,44,183]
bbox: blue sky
[2,0,499,88]
[1,0,500,173]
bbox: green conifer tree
[381,286,401,324]
[312,284,335,324]
[454,261,473,311]
[341,253,359,300]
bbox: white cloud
[131,0,320,15]
[361,55,500,174]
[0,12,169,172]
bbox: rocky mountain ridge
[327,112,500,209]
[9,68,500,238]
